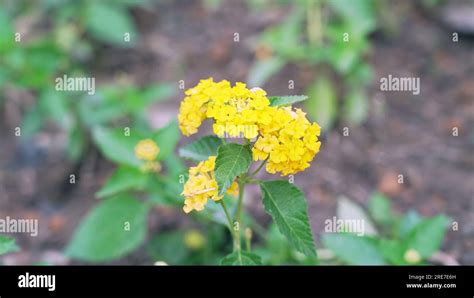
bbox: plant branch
[249,157,268,178]
[219,200,234,238]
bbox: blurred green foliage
[0,0,174,161]
[248,0,376,130]
[321,193,451,265]
[0,0,452,266]
[0,235,20,258]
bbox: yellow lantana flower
[253,107,321,176]
[179,78,322,177]
[135,139,160,161]
[134,139,161,173]
[178,78,272,139]
[182,156,239,213]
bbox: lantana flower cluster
[178,78,271,139]
[253,107,321,175]
[182,156,239,213]
[179,78,321,213]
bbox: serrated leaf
[0,235,19,255]
[322,233,386,265]
[260,181,316,258]
[92,127,143,167]
[179,136,223,162]
[305,77,337,130]
[368,192,393,225]
[153,120,179,161]
[221,251,262,265]
[268,95,308,107]
[214,143,252,195]
[405,215,450,258]
[85,2,138,46]
[66,195,149,262]
[96,166,149,198]
[337,196,377,236]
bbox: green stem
[249,157,268,178]
[219,200,234,237]
[307,0,322,47]
[245,228,252,252]
[233,177,247,252]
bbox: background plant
[0,1,174,161]
[321,193,451,265]
[248,0,377,129]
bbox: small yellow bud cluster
[404,248,422,264]
[182,156,239,213]
[184,229,206,250]
[134,139,162,173]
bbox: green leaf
[337,196,377,236]
[92,127,143,167]
[85,2,138,46]
[18,42,65,88]
[398,210,422,238]
[261,8,306,60]
[21,107,44,137]
[66,123,86,161]
[147,232,188,264]
[96,166,149,198]
[327,41,360,74]
[322,234,386,265]
[153,120,179,161]
[79,95,126,127]
[214,143,252,195]
[0,235,19,255]
[405,215,450,258]
[305,77,338,130]
[247,57,285,87]
[343,89,368,125]
[179,136,222,162]
[268,95,308,107]
[66,195,149,262]
[39,89,70,127]
[378,239,405,264]
[163,154,187,178]
[0,11,14,52]
[260,181,316,257]
[328,0,376,34]
[142,83,175,104]
[368,192,393,225]
[221,251,262,265]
